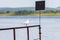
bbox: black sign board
[35,1,45,10]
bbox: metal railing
[0,25,41,40]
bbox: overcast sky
[0,0,60,8]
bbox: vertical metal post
[13,28,16,40]
[27,27,29,40]
[26,24,29,40]
[39,25,41,40]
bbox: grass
[0,11,60,16]
[41,12,60,16]
[0,11,40,16]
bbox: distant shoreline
[0,11,60,16]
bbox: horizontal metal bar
[0,25,40,31]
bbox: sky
[0,0,60,8]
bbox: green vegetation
[40,11,60,16]
[0,10,60,16]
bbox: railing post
[13,28,16,40]
[39,25,41,40]
[26,26,29,40]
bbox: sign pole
[39,25,41,40]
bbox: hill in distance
[0,7,60,12]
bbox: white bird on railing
[24,19,29,26]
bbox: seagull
[24,19,29,26]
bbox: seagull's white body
[24,19,29,25]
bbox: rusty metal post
[39,25,41,40]
[13,28,16,40]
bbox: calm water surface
[41,16,60,40]
[0,16,39,28]
[0,16,39,40]
[0,16,60,40]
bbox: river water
[41,16,60,40]
[0,16,39,40]
[0,16,60,40]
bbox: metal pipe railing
[0,25,41,40]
